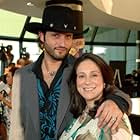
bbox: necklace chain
[48,71,56,77]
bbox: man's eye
[66,35,72,39]
[54,34,59,38]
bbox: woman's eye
[92,74,97,77]
[77,75,84,78]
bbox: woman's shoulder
[111,113,132,140]
[120,113,132,133]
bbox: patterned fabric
[37,76,62,140]
[2,93,11,138]
[59,114,132,140]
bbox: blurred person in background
[0,66,18,139]
[16,58,27,68]
[3,63,15,82]
[0,120,7,140]
[5,45,14,66]
[0,77,7,140]
[23,52,33,65]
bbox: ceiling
[0,0,140,31]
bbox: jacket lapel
[56,66,72,133]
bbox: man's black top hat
[25,6,79,34]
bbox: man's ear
[38,31,45,43]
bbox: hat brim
[25,22,79,34]
[25,22,42,34]
[83,27,89,34]
[73,27,89,39]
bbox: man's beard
[44,43,70,60]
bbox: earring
[104,83,106,88]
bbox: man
[9,4,131,140]
[45,0,87,58]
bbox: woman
[59,53,132,140]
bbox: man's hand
[95,100,123,133]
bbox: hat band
[47,4,83,11]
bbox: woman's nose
[85,77,92,84]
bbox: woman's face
[6,71,13,86]
[76,59,104,107]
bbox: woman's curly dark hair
[68,53,115,118]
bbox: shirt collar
[32,52,70,80]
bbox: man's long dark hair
[68,53,115,118]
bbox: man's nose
[59,36,66,47]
